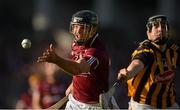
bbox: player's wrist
[124,68,129,80]
[118,68,129,82]
[125,68,133,79]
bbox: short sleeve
[132,46,154,66]
[85,48,108,70]
[85,48,99,70]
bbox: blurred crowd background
[0,0,180,108]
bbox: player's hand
[37,44,59,63]
[117,68,128,83]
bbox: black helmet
[146,15,169,32]
[71,10,98,25]
[70,10,98,45]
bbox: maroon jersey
[39,80,65,108]
[71,34,109,102]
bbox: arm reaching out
[37,44,90,75]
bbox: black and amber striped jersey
[127,39,180,108]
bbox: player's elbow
[74,63,90,75]
[81,64,90,73]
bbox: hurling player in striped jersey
[117,15,180,109]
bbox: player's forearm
[55,57,81,75]
[126,59,144,79]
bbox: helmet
[146,15,169,45]
[70,10,98,45]
[146,15,169,32]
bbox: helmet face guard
[146,15,169,45]
[70,23,92,45]
[70,10,98,45]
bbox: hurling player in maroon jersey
[37,10,110,109]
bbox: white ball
[21,39,31,49]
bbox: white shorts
[129,98,179,110]
[65,94,101,110]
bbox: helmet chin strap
[74,33,89,46]
[153,37,168,45]
[76,39,86,45]
[73,33,89,46]
[70,34,85,45]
